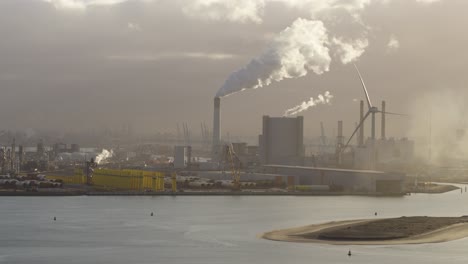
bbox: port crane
[224,144,241,190]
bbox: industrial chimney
[212,97,221,158]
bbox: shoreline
[0,190,407,197]
[262,217,468,245]
[1,182,459,197]
[1,182,460,196]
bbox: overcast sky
[0,0,466,141]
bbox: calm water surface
[1,188,468,264]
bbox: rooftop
[263,165,385,174]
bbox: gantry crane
[224,144,241,190]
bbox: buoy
[53,217,56,221]
[348,250,352,256]
[151,212,154,216]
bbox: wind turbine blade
[379,111,408,117]
[343,111,371,152]
[353,64,372,109]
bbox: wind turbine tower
[342,64,405,152]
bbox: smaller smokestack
[359,100,364,146]
[212,97,221,158]
[381,100,386,140]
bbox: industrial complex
[0,96,413,195]
[0,67,425,196]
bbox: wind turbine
[342,64,406,152]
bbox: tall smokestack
[359,100,364,146]
[212,97,221,157]
[381,100,386,140]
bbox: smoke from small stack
[283,91,333,117]
[95,149,113,164]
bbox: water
[1,188,468,264]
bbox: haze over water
[1,189,468,264]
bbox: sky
[0,0,467,143]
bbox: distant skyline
[1,0,467,141]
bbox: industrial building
[263,165,405,194]
[347,100,414,170]
[173,146,192,169]
[353,138,415,170]
[230,143,260,167]
[53,143,80,154]
[196,86,413,195]
[259,115,304,166]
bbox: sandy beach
[262,217,468,245]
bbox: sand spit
[262,217,468,245]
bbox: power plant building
[259,115,304,166]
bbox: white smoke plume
[213,1,377,97]
[202,0,442,97]
[332,37,369,64]
[94,149,113,164]
[215,18,370,97]
[283,91,333,117]
[216,18,331,97]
